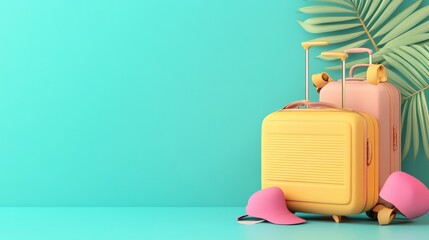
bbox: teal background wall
[0,0,428,206]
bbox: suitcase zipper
[381,83,400,174]
[353,111,369,212]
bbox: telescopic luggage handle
[301,41,329,101]
[321,52,349,108]
[343,47,385,81]
[344,48,373,80]
[344,47,387,85]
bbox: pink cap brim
[265,212,306,225]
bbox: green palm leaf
[300,5,355,14]
[378,5,429,46]
[299,0,429,160]
[311,32,365,44]
[299,0,429,52]
[373,0,422,38]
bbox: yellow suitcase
[261,46,379,222]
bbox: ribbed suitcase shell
[261,108,379,215]
[320,80,401,206]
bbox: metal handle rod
[320,52,348,108]
[301,41,329,102]
[305,49,309,101]
[342,59,346,108]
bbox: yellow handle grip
[321,51,348,61]
[301,41,329,50]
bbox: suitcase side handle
[350,64,370,77]
[282,100,338,110]
[344,48,373,64]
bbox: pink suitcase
[319,48,401,215]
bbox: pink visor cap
[380,171,429,219]
[237,187,306,225]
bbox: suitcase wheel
[365,210,377,219]
[332,215,342,223]
[366,204,386,220]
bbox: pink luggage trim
[344,48,373,55]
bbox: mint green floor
[1,208,428,240]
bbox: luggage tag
[312,72,333,92]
